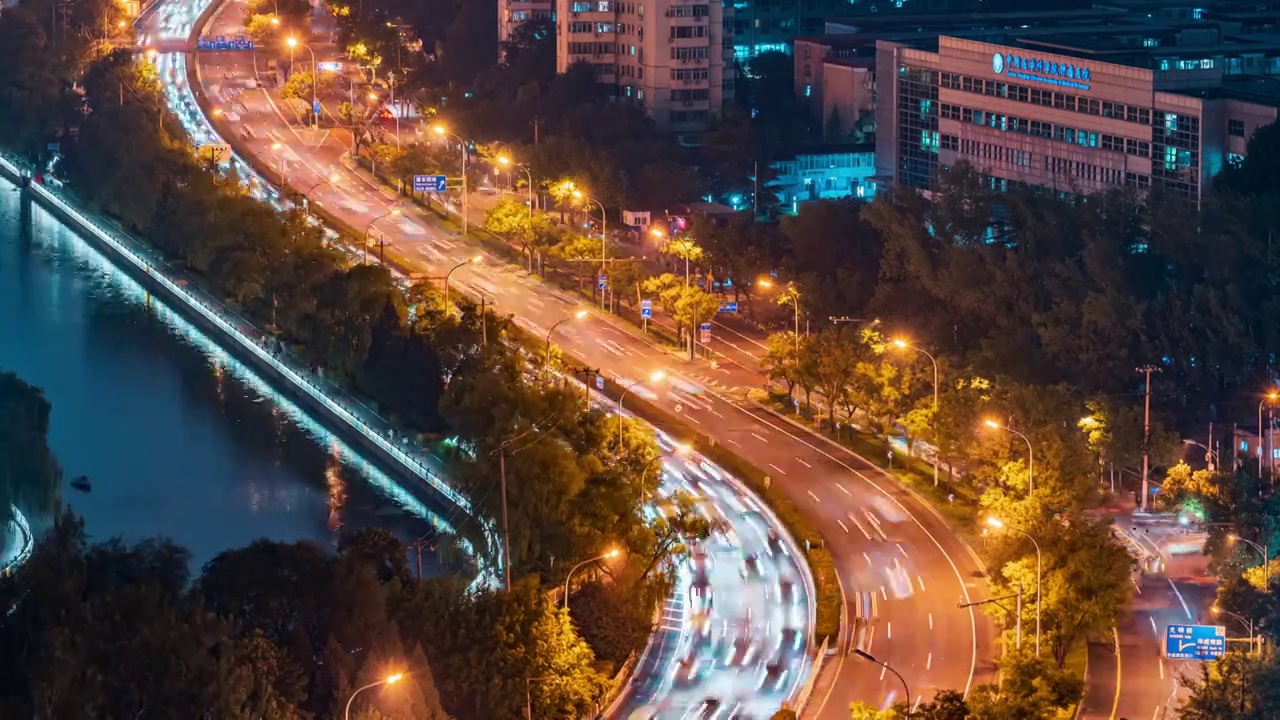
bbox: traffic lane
[1114,576,1212,720]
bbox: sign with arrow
[718,301,738,314]
[1165,624,1225,660]
[640,299,652,318]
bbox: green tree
[280,69,336,104]
[762,331,800,399]
[1181,650,1280,720]
[674,286,721,359]
[0,372,62,527]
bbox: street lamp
[363,208,401,264]
[344,673,403,720]
[544,310,589,367]
[892,338,940,487]
[563,548,621,609]
[269,142,288,185]
[571,189,608,309]
[284,38,318,127]
[432,125,470,235]
[983,419,1035,496]
[1228,533,1270,587]
[757,279,800,352]
[497,156,534,217]
[302,173,340,214]
[1211,605,1255,647]
[987,517,1042,657]
[443,255,482,309]
[1258,391,1278,479]
[853,649,911,717]
[619,371,666,445]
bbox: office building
[729,0,852,60]
[875,35,1277,203]
[499,0,554,52]
[555,0,735,134]
[768,143,878,212]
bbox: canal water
[0,180,452,574]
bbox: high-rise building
[499,0,554,52]
[555,0,735,135]
[875,35,1278,204]
[729,0,850,60]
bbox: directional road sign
[718,301,738,314]
[1165,624,1226,660]
[595,375,605,391]
[197,35,255,51]
[313,100,321,116]
[700,322,712,344]
[598,275,608,290]
[640,299,652,319]
[413,174,447,193]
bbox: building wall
[769,149,878,211]
[795,38,830,117]
[499,0,554,53]
[730,0,848,60]
[876,36,1275,203]
[556,0,733,134]
[822,62,874,140]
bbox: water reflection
[0,181,454,573]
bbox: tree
[762,332,800,398]
[966,650,1082,720]
[674,286,721,359]
[638,492,722,581]
[1180,650,1280,720]
[0,372,62,527]
[660,237,705,285]
[280,70,336,104]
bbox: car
[690,578,713,614]
[694,698,720,719]
[758,659,789,693]
[777,578,797,605]
[724,635,757,667]
[740,553,762,580]
[674,653,703,687]
[777,627,803,655]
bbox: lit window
[804,84,811,97]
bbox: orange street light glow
[269,16,280,25]
[285,36,297,47]
[756,278,773,288]
[983,419,1000,429]
[574,310,588,319]
[431,125,446,135]
[497,156,511,165]
[385,673,404,684]
[649,370,666,383]
[604,549,621,558]
[986,517,1005,529]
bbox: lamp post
[544,310,589,367]
[892,338,940,486]
[269,142,288,185]
[1259,391,1278,479]
[440,255,482,309]
[563,549,620,609]
[571,189,607,308]
[1211,605,1255,644]
[1228,533,1270,587]
[983,419,1034,496]
[302,173,340,214]
[619,371,666,445]
[853,649,911,717]
[757,279,800,352]
[363,208,401,264]
[432,126,469,235]
[988,517,1041,657]
[344,673,403,720]
[284,37,317,125]
[498,156,534,217]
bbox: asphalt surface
[146,2,999,713]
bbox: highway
[144,1,998,713]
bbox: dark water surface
[0,181,451,574]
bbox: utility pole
[1137,365,1161,512]
[499,448,511,591]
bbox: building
[555,0,735,134]
[768,143,877,212]
[729,0,851,60]
[499,0,554,52]
[875,34,1278,202]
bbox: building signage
[1165,624,1226,660]
[992,51,1092,91]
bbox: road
[616,430,814,719]
[150,2,998,713]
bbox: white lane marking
[879,664,887,681]
[927,653,933,670]
[880,586,888,601]
[838,519,849,533]
[751,432,769,443]
[728,438,740,446]
[887,622,892,640]
[929,613,934,630]
[863,552,874,565]
[918,576,927,593]
[850,515,873,540]
[836,483,852,497]
[1158,657,1165,680]
[1168,578,1194,621]
[1149,616,1159,637]
[796,458,812,468]
[769,463,788,475]
[808,491,821,503]
[896,543,910,558]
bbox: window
[672,25,707,38]
[1229,152,1245,167]
[1229,119,1246,137]
[572,1,592,10]
[803,83,811,97]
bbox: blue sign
[992,51,1092,91]
[595,375,605,391]
[640,299,652,318]
[719,301,738,314]
[197,35,255,51]
[46,142,60,153]
[1165,624,1226,660]
[412,174,447,193]
[598,275,607,290]
[313,100,321,116]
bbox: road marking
[879,664,887,681]
[887,621,892,639]
[863,552,873,565]
[838,519,849,533]
[769,463,788,475]
[896,543,910,558]
[1158,657,1164,680]
[918,576,927,593]
[850,515,872,540]
[796,457,812,468]
[1110,626,1122,720]
[751,432,769,443]
[880,586,888,601]
[807,490,821,503]
[1149,616,1158,637]
[929,613,934,630]
[836,483,852,497]
[927,653,933,670]
[1167,578,1194,621]
[728,438,740,446]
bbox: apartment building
[728,0,851,60]
[556,0,735,134]
[499,0,554,52]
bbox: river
[0,179,451,575]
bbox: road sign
[640,299,652,319]
[197,35,255,51]
[598,275,608,290]
[595,375,605,391]
[718,301,738,314]
[700,322,712,344]
[413,174,447,193]
[46,142,60,153]
[313,100,321,116]
[1165,624,1226,660]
